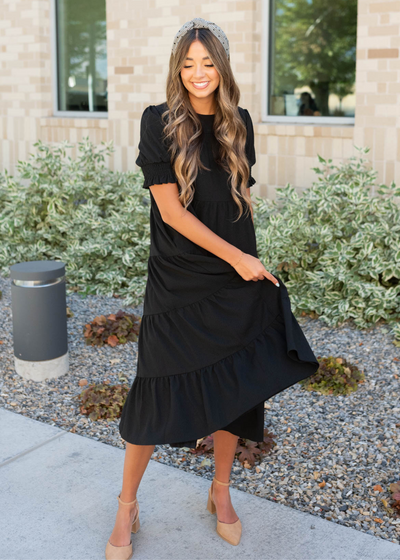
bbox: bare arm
[149,182,279,286]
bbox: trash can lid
[10,260,66,282]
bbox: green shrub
[253,146,400,343]
[78,382,130,421]
[0,137,151,307]
[84,309,141,347]
[299,355,365,395]
[2,139,400,346]
[392,323,400,347]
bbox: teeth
[193,82,209,88]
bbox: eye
[183,64,214,69]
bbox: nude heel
[206,477,242,546]
[207,487,217,514]
[105,493,140,560]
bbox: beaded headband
[171,17,230,59]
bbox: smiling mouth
[192,81,210,89]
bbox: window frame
[261,0,355,125]
[50,0,108,119]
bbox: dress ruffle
[119,275,319,448]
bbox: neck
[189,93,216,115]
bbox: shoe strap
[118,493,138,506]
[213,477,230,486]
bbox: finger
[263,269,280,286]
[261,269,272,281]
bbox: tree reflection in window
[56,0,107,112]
[268,0,357,117]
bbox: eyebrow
[185,56,210,60]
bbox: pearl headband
[171,17,230,59]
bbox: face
[180,40,220,110]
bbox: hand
[232,252,280,286]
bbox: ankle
[117,497,138,515]
[212,483,230,497]
[119,492,137,504]
[213,476,231,486]
[213,482,229,490]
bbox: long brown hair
[161,27,253,222]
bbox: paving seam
[0,429,67,468]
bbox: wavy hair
[161,27,252,222]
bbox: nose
[192,66,207,80]
[192,76,209,84]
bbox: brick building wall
[0,0,399,198]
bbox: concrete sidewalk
[0,407,399,560]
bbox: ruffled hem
[118,287,319,447]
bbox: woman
[106,17,319,559]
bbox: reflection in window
[55,0,107,112]
[268,0,357,117]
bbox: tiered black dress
[119,102,319,449]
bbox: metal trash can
[10,260,69,382]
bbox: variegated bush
[0,137,151,307]
[253,146,400,344]
[1,140,400,345]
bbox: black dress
[119,102,319,449]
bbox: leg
[108,442,155,547]
[211,430,239,524]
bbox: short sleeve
[243,108,257,188]
[135,105,178,189]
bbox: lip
[191,81,210,90]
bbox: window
[53,0,108,116]
[263,0,357,123]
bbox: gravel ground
[0,273,399,546]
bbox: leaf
[93,315,107,325]
[390,481,400,494]
[236,441,262,466]
[197,435,214,453]
[107,335,119,347]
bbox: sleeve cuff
[140,161,177,189]
[248,175,256,188]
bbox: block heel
[206,477,242,546]
[105,493,140,560]
[131,513,140,534]
[207,487,217,514]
